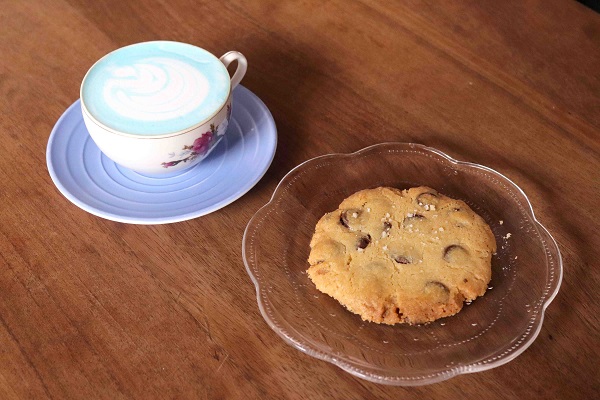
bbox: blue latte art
[81,41,230,136]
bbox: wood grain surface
[1,0,599,398]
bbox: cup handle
[220,51,247,90]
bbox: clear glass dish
[242,143,562,386]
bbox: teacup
[80,41,247,174]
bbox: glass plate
[242,143,562,385]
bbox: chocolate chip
[340,209,362,230]
[383,221,392,232]
[382,307,403,319]
[403,214,425,225]
[426,280,450,293]
[443,244,468,262]
[416,192,439,208]
[393,255,412,264]
[357,234,371,249]
[340,214,349,228]
[424,281,451,302]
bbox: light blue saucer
[47,85,277,224]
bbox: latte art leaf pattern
[103,57,210,121]
[81,42,231,135]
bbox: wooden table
[1,1,599,398]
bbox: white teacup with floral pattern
[80,41,247,174]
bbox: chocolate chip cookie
[307,186,496,325]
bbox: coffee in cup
[80,41,247,174]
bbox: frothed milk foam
[82,42,230,136]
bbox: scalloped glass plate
[242,143,562,385]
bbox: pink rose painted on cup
[161,123,220,168]
[192,132,212,154]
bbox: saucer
[46,85,277,224]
